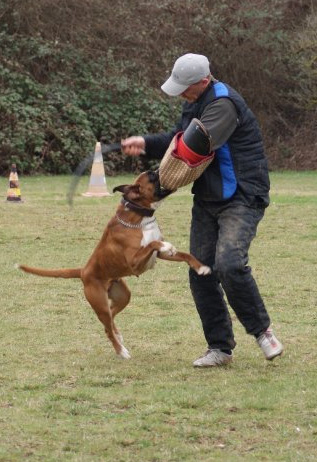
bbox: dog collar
[116,214,156,229]
[121,198,155,217]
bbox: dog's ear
[113,184,129,194]
[113,184,141,201]
[125,184,140,201]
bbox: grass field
[0,171,316,462]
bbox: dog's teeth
[198,265,211,275]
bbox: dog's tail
[19,265,82,279]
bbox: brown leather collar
[121,198,155,217]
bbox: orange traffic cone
[6,163,23,202]
[82,142,111,197]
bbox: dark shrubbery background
[0,0,316,175]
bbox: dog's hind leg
[108,279,131,344]
[83,280,131,359]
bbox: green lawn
[0,171,316,462]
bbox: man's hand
[121,136,146,156]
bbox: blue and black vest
[181,81,270,206]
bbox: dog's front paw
[118,345,131,360]
[197,265,212,276]
[160,241,177,256]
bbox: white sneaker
[193,349,233,367]
[256,328,283,360]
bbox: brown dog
[20,170,211,359]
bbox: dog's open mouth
[147,170,174,200]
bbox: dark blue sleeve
[144,118,183,159]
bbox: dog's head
[113,170,173,209]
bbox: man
[121,53,283,367]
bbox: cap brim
[161,77,189,96]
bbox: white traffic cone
[82,142,111,197]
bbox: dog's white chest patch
[141,218,161,270]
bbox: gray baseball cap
[161,54,210,96]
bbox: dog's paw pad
[118,346,131,360]
[197,265,211,275]
[160,241,177,256]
